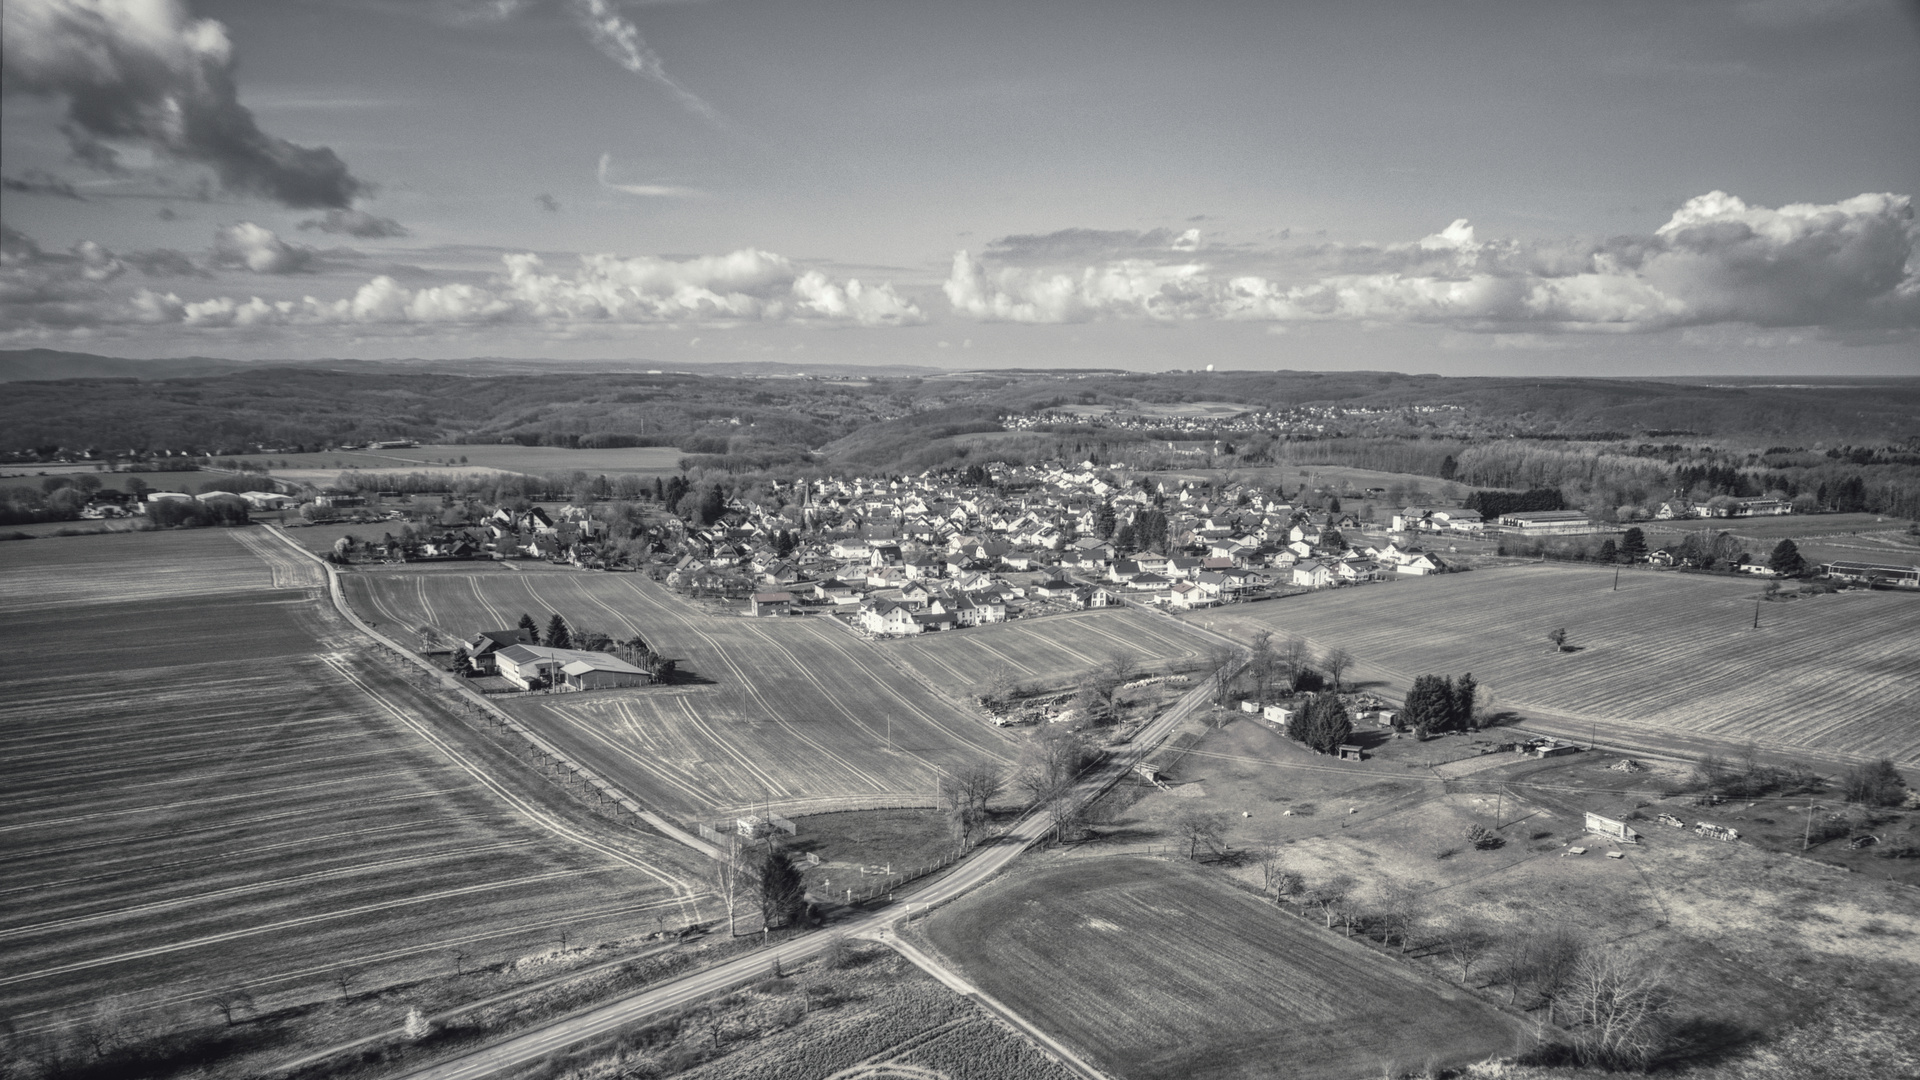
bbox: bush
[1467,825,1503,850]
[1841,758,1908,807]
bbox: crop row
[342,570,1024,817]
[1212,564,1920,763]
[890,608,1204,698]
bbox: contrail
[596,153,702,198]
[570,0,722,124]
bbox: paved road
[399,658,1237,1080]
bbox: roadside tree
[710,838,754,937]
[756,848,807,930]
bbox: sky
[2,0,1917,376]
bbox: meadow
[0,530,702,1074]
[1197,563,1920,767]
[923,858,1524,1080]
[340,568,1024,819]
[886,608,1207,698]
[214,443,684,479]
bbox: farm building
[463,628,534,673]
[1585,812,1640,844]
[1821,561,1920,589]
[751,591,796,616]
[1496,510,1598,535]
[495,644,649,690]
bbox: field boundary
[256,525,721,861]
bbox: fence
[837,847,968,905]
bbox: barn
[496,644,649,690]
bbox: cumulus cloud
[211,223,315,274]
[983,227,1204,263]
[569,0,720,123]
[1,0,365,208]
[947,192,1919,334]
[298,209,409,239]
[1,232,923,332]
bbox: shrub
[1467,825,1503,850]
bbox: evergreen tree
[1597,539,1618,563]
[518,612,540,645]
[1439,455,1458,481]
[1619,527,1647,562]
[1452,672,1477,731]
[1768,538,1807,577]
[545,614,571,650]
[1295,693,1353,756]
[1095,501,1117,540]
[1401,675,1454,738]
[756,848,807,929]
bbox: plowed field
[0,530,699,1036]
[1194,564,1920,766]
[341,569,1022,818]
[887,609,1206,698]
[925,858,1523,1080]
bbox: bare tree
[939,763,1003,850]
[1282,634,1310,690]
[709,837,754,937]
[208,988,255,1027]
[980,663,1019,709]
[1304,875,1355,930]
[1374,878,1427,953]
[331,967,359,1002]
[1172,808,1229,860]
[1248,630,1276,705]
[1322,647,1354,694]
[1442,921,1493,984]
[1547,627,1569,652]
[1562,947,1674,1069]
[1274,869,1306,905]
[1206,645,1240,706]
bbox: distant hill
[0,349,261,382]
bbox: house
[750,591,795,616]
[463,628,534,674]
[1395,552,1446,575]
[1291,560,1335,589]
[813,579,861,606]
[862,601,922,636]
[1089,586,1125,608]
[1262,703,1294,729]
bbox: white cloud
[569,0,720,123]
[946,191,1919,335]
[596,153,702,198]
[2,232,923,332]
[298,208,408,238]
[211,223,315,274]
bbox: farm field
[886,608,1207,699]
[1192,563,1920,767]
[0,529,702,1068]
[922,858,1524,1080]
[339,567,1024,819]
[215,443,684,478]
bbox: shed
[1338,744,1364,761]
[1584,812,1640,844]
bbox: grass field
[923,858,1524,1080]
[1193,563,1920,766]
[886,609,1207,698]
[213,443,684,478]
[0,530,702,1069]
[339,567,1023,819]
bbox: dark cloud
[1,169,83,199]
[3,0,366,209]
[123,248,208,278]
[299,208,410,238]
[535,193,562,212]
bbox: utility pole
[1495,788,1502,831]
[1613,566,1619,591]
[1803,804,1814,850]
[1753,596,1761,630]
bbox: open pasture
[924,858,1523,1080]
[341,569,1022,818]
[1196,564,1920,766]
[215,443,684,479]
[887,609,1206,698]
[0,530,698,1046]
